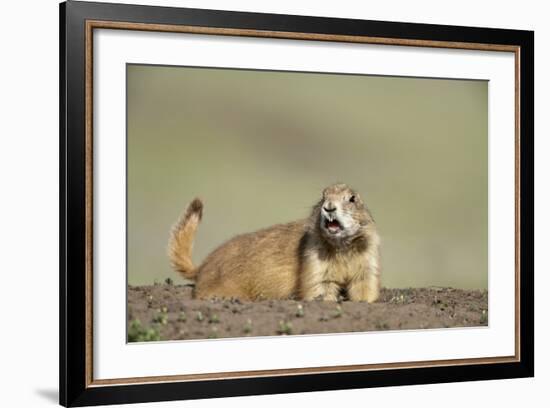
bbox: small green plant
[480,310,488,325]
[295,304,304,318]
[128,319,161,342]
[208,327,219,339]
[152,311,168,325]
[208,314,220,324]
[277,320,293,335]
[165,277,174,285]
[177,312,187,322]
[196,311,204,322]
[331,305,342,318]
[243,319,253,334]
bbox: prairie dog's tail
[168,198,203,279]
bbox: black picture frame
[60,1,534,406]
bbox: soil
[127,283,488,342]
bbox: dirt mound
[127,284,488,342]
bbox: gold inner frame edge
[84,19,521,388]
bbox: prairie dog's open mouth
[324,217,343,234]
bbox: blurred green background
[127,64,488,290]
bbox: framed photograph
[60,1,534,406]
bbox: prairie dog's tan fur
[168,184,380,302]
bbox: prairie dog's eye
[349,195,356,203]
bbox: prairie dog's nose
[323,203,336,213]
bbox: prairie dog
[168,184,380,302]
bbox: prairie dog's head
[314,183,373,242]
